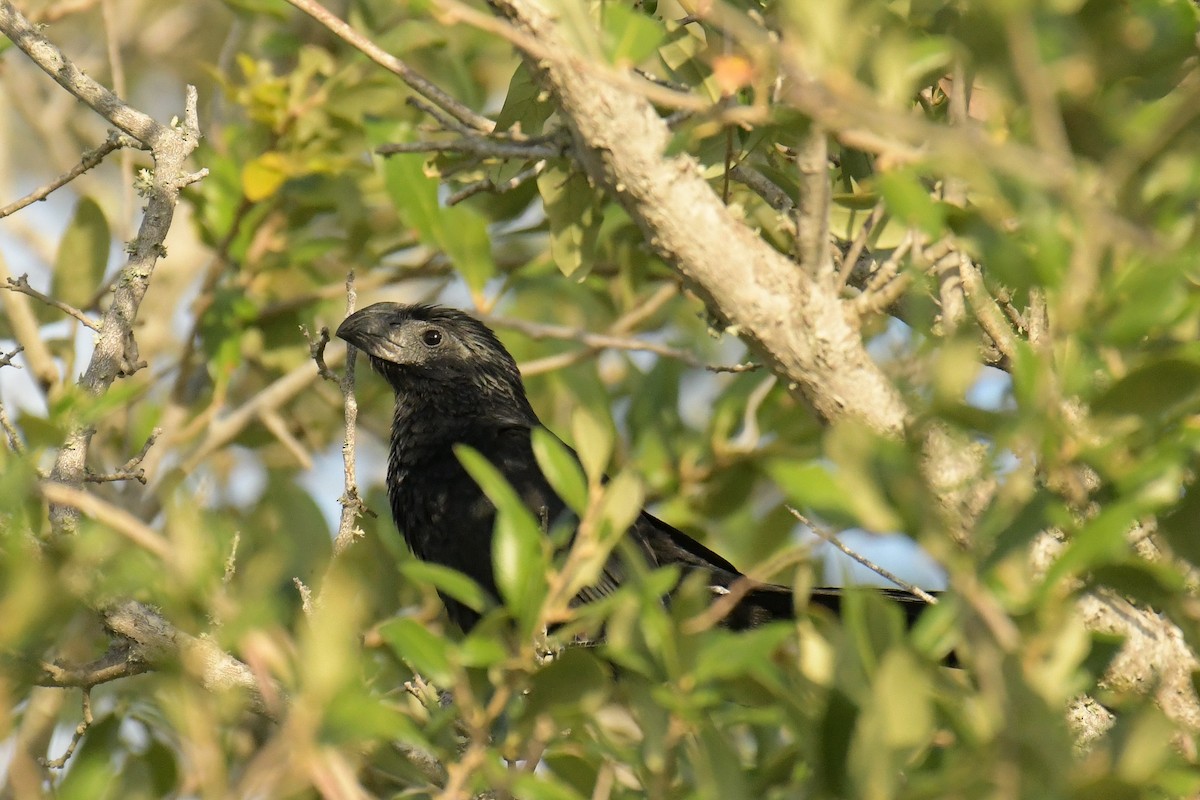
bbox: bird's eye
[421,328,443,347]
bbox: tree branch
[0,1,164,145]
[794,124,832,282]
[101,600,280,719]
[3,274,100,330]
[0,1,207,536]
[0,131,141,219]
[37,482,172,560]
[490,0,910,435]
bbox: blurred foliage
[1,0,1200,797]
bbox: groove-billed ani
[337,302,934,632]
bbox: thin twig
[0,345,22,369]
[0,132,140,219]
[787,507,939,604]
[302,325,339,383]
[852,230,916,317]
[486,315,759,376]
[332,271,370,556]
[0,401,24,453]
[283,0,495,133]
[4,275,100,330]
[39,690,93,769]
[727,164,794,214]
[837,202,885,289]
[223,532,241,585]
[376,138,564,161]
[84,427,160,484]
[446,161,547,206]
[407,96,478,137]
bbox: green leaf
[1040,502,1139,593]
[524,648,610,718]
[380,149,496,292]
[456,445,548,630]
[694,725,750,800]
[570,406,613,483]
[692,625,792,684]
[596,470,645,545]
[494,62,554,137]
[1114,706,1175,784]
[458,627,508,668]
[872,649,933,748]
[378,617,454,684]
[52,197,110,317]
[538,165,604,278]
[531,427,588,513]
[602,4,664,66]
[876,170,945,238]
[1159,484,1200,568]
[398,559,492,615]
[1093,357,1200,418]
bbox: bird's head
[336,303,536,422]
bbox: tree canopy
[1,0,1200,797]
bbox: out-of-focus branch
[38,642,149,689]
[0,2,164,145]
[37,482,172,560]
[0,401,23,453]
[0,254,60,393]
[180,347,346,473]
[485,311,759,376]
[101,600,280,719]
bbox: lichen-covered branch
[490,0,911,437]
[1,0,206,536]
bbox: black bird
[337,302,934,633]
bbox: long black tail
[736,583,939,630]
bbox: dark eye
[421,328,443,347]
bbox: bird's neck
[386,385,532,474]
